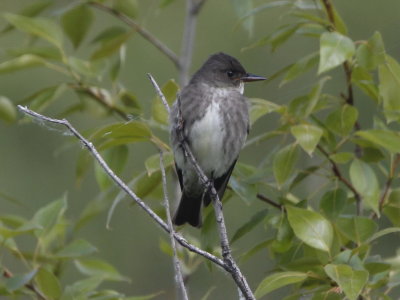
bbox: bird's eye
[226,70,234,78]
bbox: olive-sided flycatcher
[170,52,265,227]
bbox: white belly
[189,101,228,177]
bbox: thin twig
[321,0,335,28]
[256,193,283,210]
[159,151,189,300]
[147,74,171,114]
[17,105,225,270]
[371,153,400,219]
[317,145,362,214]
[89,1,180,69]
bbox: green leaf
[349,159,380,214]
[320,188,346,220]
[118,90,141,112]
[231,209,268,244]
[305,77,329,117]
[231,0,254,35]
[75,258,129,281]
[4,269,38,292]
[332,250,364,271]
[91,26,127,44]
[273,143,299,187]
[336,216,378,244]
[229,175,257,204]
[356,31,385,70]
[144,152,174,176]
[32,196,67,235]
[240,239,272,262]
[383,189,400,226]
[0,221,40,238]
[352,66,379,102]
[296,23,325,38]
[95,145,128,190]
[62,5,93,48]
[326,104,358,136]
[331,5,348,35]
[4,13,63,48]
[318,32,355,74]
[241,1,291,19]
[68,57,106,79]
[133,170,162,199]
[286,205,333,252]
[61,276,104,300]
[1,1,52,34]
[55,239,97,258]
[159,0,176,8]
[281,52,319,86]
[271,214,294,253]
[290,124,323,155]
[91,31,131,60]
[0,96,16,123]
[110,46,126,82]
[289,77,329,119]
[249,98,281,125]
[366,227,400,244]
[151,79,179,125]
[124,292,164,300]
[92,121,152,149]
[329,152,354,164]
[361,147,385,163]
[7,46,62,61]
[254,271,308,298]
[22,84,66,112]
[35,268,62,299]
[324,264,368,300]
[0,54,45,74]
[75,150,92,186]
[378,55,400,122]
[113,0,138,18]
[356,129,400,153]
[289,165,319,189]
[269,23,302,52]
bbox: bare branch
[147,73,171,114]
[179,0,207,85]
[256,193,283,210]
[17,105,225,270]
[159,151,188,300]
[89,1,180,69]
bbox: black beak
[241,73,267,82]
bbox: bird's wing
[204,159,237,206]
[175,162,184,190]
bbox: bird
[170,52,265,227]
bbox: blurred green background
[1,0,400,299]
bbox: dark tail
[173,192,203,228]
